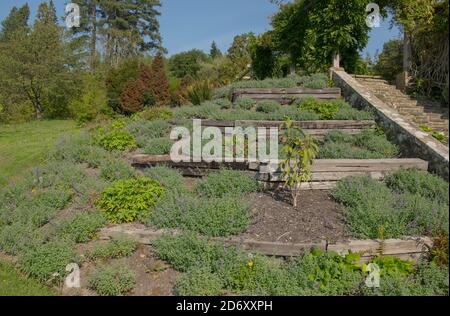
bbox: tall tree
[210,41,222,59]
[271,0,378,72]
[70,0,100,70]
[70,0,164,68]
[0,2,79,119]
[99,0,164,67]
[0,4,30,42]
[168,49,209,78]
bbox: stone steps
[355,77,448,141]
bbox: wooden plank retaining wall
[232,88,342,104]
[99,225,433,262]
[131,154,429,188]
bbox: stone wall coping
[332,69,449,162]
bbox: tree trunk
[89,3,97,71]
[332,51,340,69]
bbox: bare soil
[64,243,179,296]
[240,190,350,244]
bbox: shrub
[320,129,399,159]
[149,192,250,237]
[88,262,136,296]
[186,80,213,105]
[333,175,449,239]
[296,98,341,119]
[332,176,407,239]
[19,242,80,284]
[0,222,45,255]
[395,193,449,236]
[125,119,170,146]
[69,74,108,123]
[195,169,260,198]
[175,267,224,296]
[385,168,449,205]
[215,98,233,110]
[99,158,134,182]
[290,249,363,296]
[54,211,106,243]
[353,129,399,158]
[226,254,300,296]
[97,177,165,224]
[86,235,138,261]
[298,73,329,89]
[256,100,281,113]
[190,196,250,237]
[139,107,173,121]
[172,102,221,119]
[235,97,255,110]
[143,166,186,193]
[97,130,138,151]
[153,233,220,272]
[143,137,173,155]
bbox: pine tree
[149,53,170,106]
[100,0,164,66]
[70,0,164,68]
[71,0,99,70]
[210,41,222,59]
[0,4,30,42]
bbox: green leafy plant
[19,242,80,284]
[195,169,260,198]
[88,262,136,296]
[385,168,449,205]
[143,137,173,155]
[97,130,138,151]
[97,177,165,224]
[86,235,138,261]
[256,100,282,113]
[139,107,173,121]
[175,266,224,296]
[54,211,106,243]
[279,118,319,207]
[320,129,399,159]
[296,98,341,120]
[234,97,256,110]
[419,125,448,144]
[99,158,134,182]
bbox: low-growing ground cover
[319,129,399,159]
[332,169,449,239]
[214,73,330,99]
[171,98,374,122]
[153,232,449,296]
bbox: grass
[0,260,56,296]
[0,120,81,187]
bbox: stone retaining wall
[331,69,449,180]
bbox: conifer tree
[210,41,222,59]
[0,4,30,42]
[120,78,145,113]
[149,53,170,106]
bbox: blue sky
[0,0,401,58]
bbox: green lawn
[0,120,81,187]
[0,260,56,296]
[0,120,80,295]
